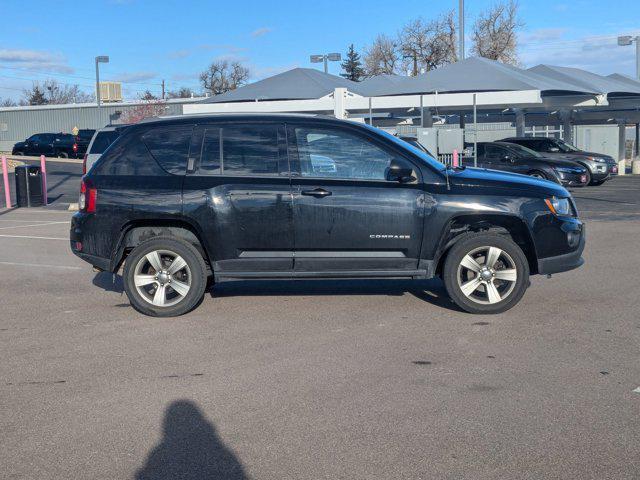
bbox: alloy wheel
[133,249,191,307]
[456,246,518,305]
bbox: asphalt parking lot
[1,176,640,479]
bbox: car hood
[518,155,584,168]
[447,167,569,198]
[541,151,614,162]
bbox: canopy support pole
[473,93,477,168]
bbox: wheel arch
[434,214,539,276]
[111,219,211,273]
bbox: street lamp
[95,55,110,110]
[617,35,640,80]
[310,53,341,74]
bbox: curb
[68,203,79,211]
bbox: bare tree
[22,79,94,105]
[167,87,196,99]
[363,34,400,77]
[471,1,522,65]
[121,101,167,124]
[199,60,250,95]
[0,98,17,107]
[398,12,458,75]
[140,90,159,101]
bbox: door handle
[301,188,332,198]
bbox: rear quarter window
[91,130,167,176]
[90,131,121,154]
[142,126,193,175]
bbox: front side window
[294,127,399,180]
[198,123,279,176]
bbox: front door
[287,123,425,273]
[182,122,294,274]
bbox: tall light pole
[459,0,465,60]
[95,55,110,111]
[310,53,341,73]
[617,35,640,80]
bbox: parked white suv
[83,125,127,173]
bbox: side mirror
[386,166,415,183]
[502,155,514,163]
[549,147,560,152]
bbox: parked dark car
[475,141,589,187]
[71,114,584,317]
[74,129,96,160]
[501,137,617,185]
[12,133,84,158]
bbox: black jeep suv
[70,114,585,317]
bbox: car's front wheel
[123,237,207,317]
[443,233,530,314]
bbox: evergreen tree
[340,44,365,82]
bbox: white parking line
[0,261,81,270]
[0,221,68,230]
[0,234,67,240]
[0,219,68,223]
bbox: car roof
[134,113,343,128]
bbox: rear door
[181,121,294,274]
[287,122,425,274]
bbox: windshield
[555,139,580,152]
[362,124,445,170]
[503,143,543,158]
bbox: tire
[442,233,530,314]
[123,237,207,317]
[528,170,548,180]
[57,151,69,159]
[591,179,605,186]
[579,167,592,186]
[13,151,24,156]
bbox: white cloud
[113,71,158,83]
[519,34,637,75]
[251,27,272,38]
[168,49,191,60]
[0,48,73,73]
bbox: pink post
[40,154,47,206]
[452,149,459,168]
[1,155,10,208]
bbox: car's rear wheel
[123,237,207,317]
[57,151,69,159]
[443,233,530,314]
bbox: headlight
[587,156,606,163]
[544,196,571,216]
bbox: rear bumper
[537,224,585,275]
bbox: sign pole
[1,155,10,208]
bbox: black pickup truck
[71,114,585,317]
[12,130,94,159]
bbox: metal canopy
[358,57,599,97]
[201,68,365,103]
[530,65,640,97]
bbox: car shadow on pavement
[211,278,461,312]
[135,400,248,480]
[92,272,124,293]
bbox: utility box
[573,125,620,160]
[15,165,43,208]
[437,128,465,154]
[416,128,438,157]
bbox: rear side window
[92,130,166,176]
[90,131,121,154]
[198,123,279,176]
[142,126,193,175]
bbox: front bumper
[537,223,585,275]
[557,171,588,187]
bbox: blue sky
[0,0,639,100]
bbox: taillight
[73,143,78,153]
[82,154,88,174]
[79,179,97,213]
